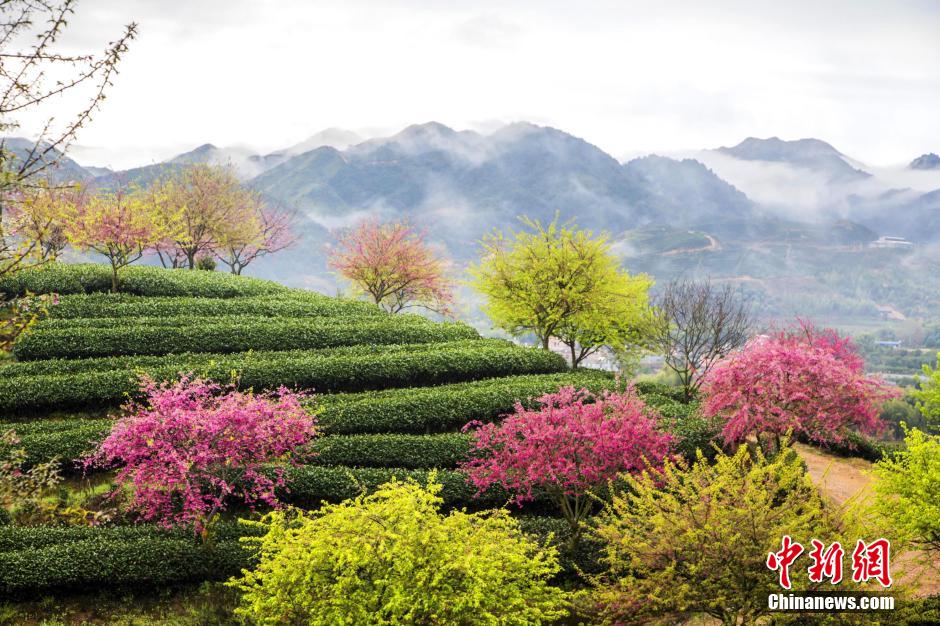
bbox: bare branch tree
[0,0,135,347]
[652,278,752,399]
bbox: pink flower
[89,375,317,530]
[702,322,898,446]
[461,386,672,505]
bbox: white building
[870,236,914,249]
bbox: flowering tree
[216,198,297,275]
[702,322,897,451]
[461,386,672,546]
[149,164,246,270]
[90,376,317,531]
[4,182,82,261]
[329,219,455,314]
[66,185,161,292]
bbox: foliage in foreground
[587,444,853,626]
[90,377,316,530]
[873,427,940,555]
[229,478,568,626]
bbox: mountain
[249,122,761,255]
[716,136,871,182]
[1,137,95,183]
[285,128,362,155]
[621,155,755,231]
[910,153,940,170]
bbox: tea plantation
[0,264,698,597]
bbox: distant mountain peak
[716,136,870,181]
[910,153,940,170]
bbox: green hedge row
[0,263,289,298]
[0,516,584,596]
[13,317,480,360]
[281,466,521,509]
[308,433,472,469]
[317,370,617,434]
[46,293,381,321]
[0,340,568,414]
[0,339,485,380]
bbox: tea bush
[46,293,381,320]
[0,263,289,298]
[14,316,479,359]
[0,340,568,413]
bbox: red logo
[768,537,892,588]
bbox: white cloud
[13,0,939,170]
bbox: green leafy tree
[229,478,568,625]
[470,216,653,367]
[873,428,940,555]
[912,355,940,433]
[587,444,856,626]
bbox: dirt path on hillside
[793,443,939,596]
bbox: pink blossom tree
[328,219,455,315]
[216,200,297,275]
[702,322,897,451]
[89,376,317,532]
[461,386,672,546]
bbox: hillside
[0,264,697,597]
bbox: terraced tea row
[0,263,289,298]
[0,340,568,414]
[13,316,479,359]
[46,293,381,320]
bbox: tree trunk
[541,335,550,350]
[110,263,120,293]
[570,343,579,369]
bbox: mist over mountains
[10,122,940,324]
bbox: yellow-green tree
[470,216,653,368]
[148,164,246,270]
[873,428,940,555]
[66,186,164,292]
[229,478,568,625]
[912,356,940,433]
[587,444,861,625]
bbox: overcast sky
[29,0,940,169]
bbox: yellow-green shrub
[229,478,569,625]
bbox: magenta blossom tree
[461,386,672,546]
[702,322,897,451]
[90,375,316,531]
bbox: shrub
[0,263,289,298]
[229,478,568,625]
[13,316,479,360]
[90,376,316,529]
[462,386,672,546]
[587,444,855,625]
[873,428,940,554]
[0,340,567,414]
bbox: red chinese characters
[807,539,844,584]
[851,538,893,587]
[767,535,805,589]
[768,537,892,588]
